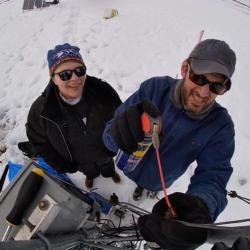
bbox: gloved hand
[138,214,208,250]
[152,192,212,223]
[18,141,38,158]
[109,100,160,154]
[211,237,250,250]
[137,192,212,250]
[96,158,115,177]
[66,164,79,173]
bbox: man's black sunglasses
[188,63,231,95]
[53,66,86,81]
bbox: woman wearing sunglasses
[103,39,237,249]
[26,43,122,189]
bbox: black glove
[110,100,160,154]
[138,213,208,250]
[137,193,212,250]
[18,141,38,158]
[211,237,250,250]
[96,158,115,177]
[66,164,78,173]
[152,192,212,223]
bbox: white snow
[0,0,250,249]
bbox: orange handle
[141,112,161,135]
[141,112,152,134]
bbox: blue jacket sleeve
[187,121,235,221]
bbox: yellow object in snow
[103,8,118,19]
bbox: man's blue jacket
[103,76,235,220]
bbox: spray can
[115,112,161,174]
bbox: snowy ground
[0,0,250,249]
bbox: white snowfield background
[0,0,250,249]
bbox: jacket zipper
[40,115,73,162]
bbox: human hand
[138,193,211,250]
[109,100,160,154]
[138,213,208,250]
[18,141,37,158]
[152,192,212,223]
[66,164,78,173]
[211,237,250,250]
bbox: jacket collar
[40,80,69,122]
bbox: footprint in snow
[238,177,248,186]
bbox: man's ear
[181,60,189,78]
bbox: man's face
[52,61,86,99]
[181,61,227,113]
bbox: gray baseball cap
[189,39,236,79]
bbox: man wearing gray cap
[103,39,236,249]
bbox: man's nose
[197,84,210,97]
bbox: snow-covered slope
[0,1,250,248]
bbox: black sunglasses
[188,63,230,95]
[53,66,86,81]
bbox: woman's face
[52,61,86,99]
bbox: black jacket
[26,75,122,173]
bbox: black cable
[37,231,52,250]
[118,211,122,229]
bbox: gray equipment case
[0,161,94,241]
